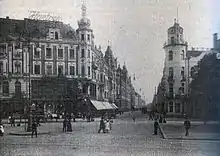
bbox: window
[181,50,185,60]
[14,61,21,74]
[58,49,63,59]
[58,65,63,75]
[81,65,85,77]
[169,102,173,112]
[87,34,90,41]
[171,37,175,44]
[81,34,84,41]
[3,81,9,95]
[0,62,3,74]
[34,47,41,58]
[34,64,40,75]
[81,49,85,58]
[181,67,184,75]
[175,103,181,113]
[15,81,21,96]
[55,32,59,40]
[46,64,53,75]
[0,45,6,57]
[169,67,173,78]
[168,51,173,61]
[46,48,52,59]
[69,49,75,59]
[88,49,90,58]
[70,66,75,75]
[169,83,173,96]
[88,66,90,76]
[14,48,22,58]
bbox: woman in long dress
[105,119,110,133]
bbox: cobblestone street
[0,112,220,156]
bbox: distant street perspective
[0,0,220,155]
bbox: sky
[0,0,219,104]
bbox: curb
[158,123,167,139]
[8,132,51,136]
[167,137,220,141]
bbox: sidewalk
[159,121,220,141]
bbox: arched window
[169,67,174,78]
[168,51,173,61]
[171,37,175,44]
[15,81,21,96]
[181,67,185,77]
[181,50,185,60]
[3,81,9,95]
[55,32,59,40]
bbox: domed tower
[163,19,188,116]
[76,2,94,80]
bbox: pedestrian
[11,115,15,127]
[67,119,72,132]
[153,118,159,135]
[31,121,38,138]
[63,118,67,132]
[0,124,4,136]
[105,119,110,133]
[184,117,191,136]
[109,118,113,130]
[98,116,105,133]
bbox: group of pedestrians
[98,116,113,133]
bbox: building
[0,4,145,117]
[213,33,220,52]
[188,53,220,120]
[162,19,188,117]
[159,19,212,117]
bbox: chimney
[213,33,218,49]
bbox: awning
[90,100,106,110]
[110,103,118,109]
[90,100,116,110]
[102,101,114,110]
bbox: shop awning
[110,103,118,109]
[90,100,106,110]
[102,101,114,110]
[90,100,117,110]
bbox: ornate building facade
[0,4,144,117]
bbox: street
[0,112,220,156]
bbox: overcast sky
[0,0,219,104]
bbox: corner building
[0,4,143,116]
[163,20,188,116]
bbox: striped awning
[90,100,117,110]
[90,100,106,110]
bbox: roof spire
[177,7,179,23]
[81,0,87,17]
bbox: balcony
[163,41,188,48]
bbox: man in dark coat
[184,117,191,136]
[63,118,67,132]
[153,118,159,135]
[31,121,38,138]
[98,116,105,133]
